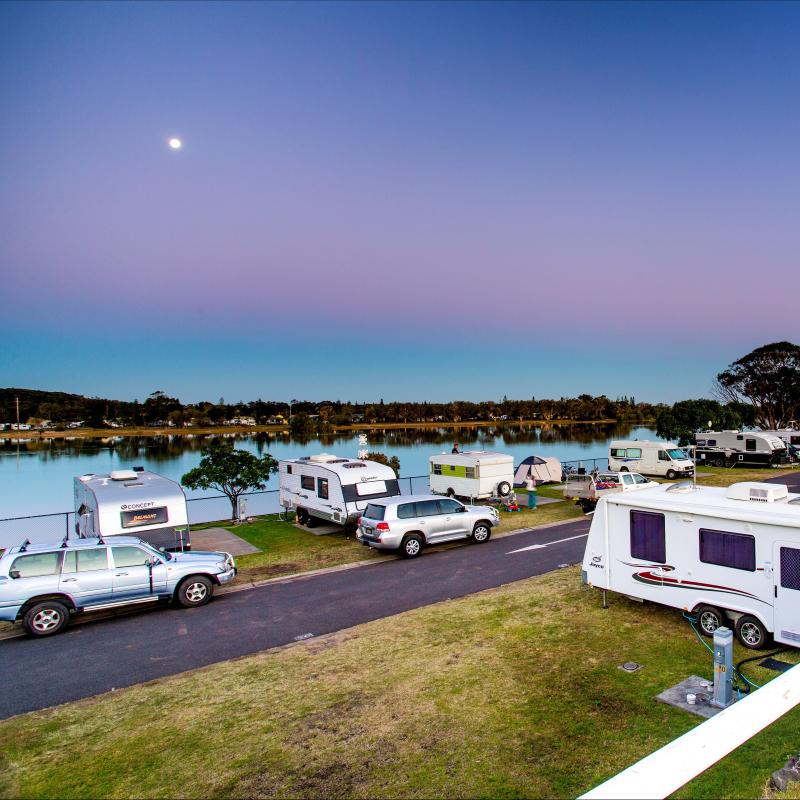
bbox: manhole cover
[620,661,641,672]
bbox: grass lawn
[213,497,584,584]
[1,566,798,799]
[694,465,797,488]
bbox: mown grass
[694,464,796,488]
[1,566,797,799]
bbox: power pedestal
[712,626,734,709]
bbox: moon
[168,138,182,150]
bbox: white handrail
[579,663,800,800]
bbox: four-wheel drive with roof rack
[0,536,236,637]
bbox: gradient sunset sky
[1,1,798,403]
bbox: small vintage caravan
[581,480,800,649]
[429,451,514,499]
[279,454,400,528]
[73,468,191,550]
[608,440,694,479]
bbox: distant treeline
[0,388,663,430]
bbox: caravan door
[774,542,800,645]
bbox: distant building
[267,415,287,425]
[67,421,85,429]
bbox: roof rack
[60,535,69,548]
[18,538,31,552]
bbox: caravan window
[300,475,314,491]
[627,448,642,459]
[465,467,476,479]
[699,529,755,572]
[356,480,387,497]
[317,478,329,499]
[286,465,293,474]
[629,511,666,563]
[611,448,626,458]
[432,464,442,475]
[780,547,800,591]
[746,439,757,452]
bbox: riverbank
[2,418,650,441]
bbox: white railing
[580,663,800,800]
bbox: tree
[715,342,800,429]
[656,399,743,445]
[365,451,401,475]
[181,440,278,521]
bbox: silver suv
[357,494,500,558]
[0,536,236,637]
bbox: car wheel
[23,600,69,637]
[296,508,309,526]
[736,615,769,650]
[400,534,423,559]
[695,604,725,637]
[497,481,511,497]
[177,575,214,608]
[472,523,491,543]
[666,469,676,480]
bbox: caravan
[694,430,789,467]
[73,468,191,551]
[428,451,514,499]
[581,480,800,649]
[279,454,400,528]
[608,440,694,479]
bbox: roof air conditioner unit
[110,469,139,481]
[309,453,339,463]
[725,482,789,504]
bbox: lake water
[0,422,662,543]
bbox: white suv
[357,494,500,558]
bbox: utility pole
[16,396,20,427]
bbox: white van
[279,453,400,528]
[429,451,514,500]
[608,440,694,479]
[581,481,800,650]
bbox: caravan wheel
[736,615,769,650]
[497,481,511,497]
[695,605,725,637]
[296,508,309,526]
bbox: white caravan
[694,430,788,467]
[73,468,191,551]
[760,429,800,449]
[608,440,694,479]
[429,451,514,499]
[581,480,800,649]
[279,453,400,528]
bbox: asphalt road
[0,517,591,719]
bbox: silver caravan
[74,468,191,550]
[581,481,800,649]
[694,430,788,467]
[279,453,401,528]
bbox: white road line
[506,532,589,555]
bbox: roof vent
[110,469,138,481]
[79,474,95,482]
[725,482,789,504]
[666,481,697,493]
[309,453,340,463]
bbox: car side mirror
[9,569,20,579]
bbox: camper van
[429,451,514,499]
[608,440,694,479]
[581,481,800,649]
[694,430,788,468]
[73,468,191,551]
[279,454,400,528]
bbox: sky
[1,1,798,404]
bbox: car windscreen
[667,449,687,459]
[363,504,386,521]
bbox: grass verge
[1,566,797,799]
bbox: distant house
[227,416,256,426]
[12,423,32,430]
[351,414,365,423]
[267,415,287,425]
[67,421,85,429]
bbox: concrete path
[0,517,591,719]
[191,527,260,556]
